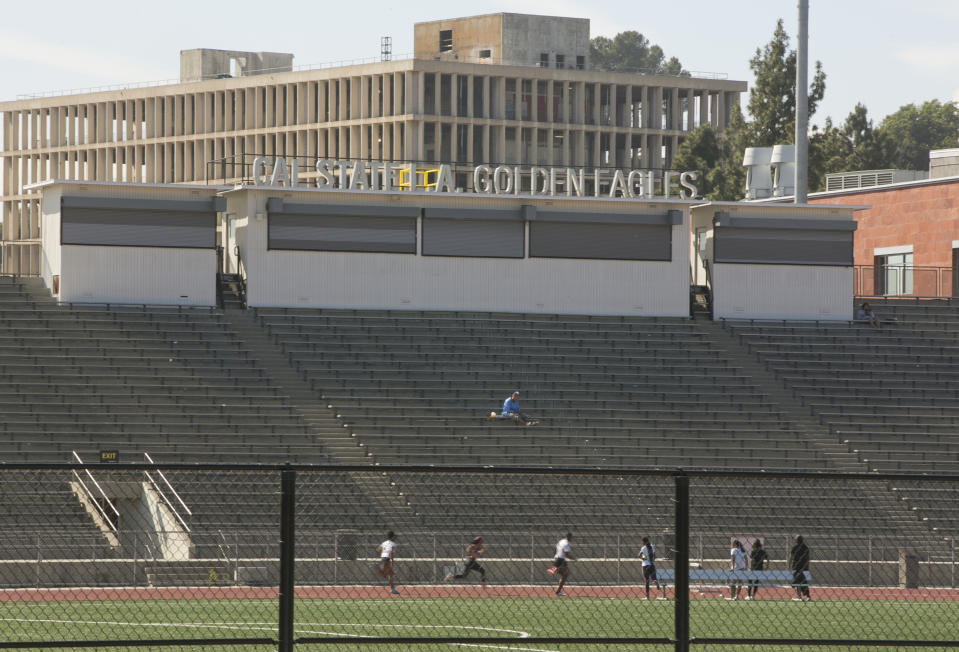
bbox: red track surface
[1,585,958,602]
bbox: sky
[0,0,958,130]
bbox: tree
[808,118,851,191]
[746,19,825,147]
[672,107,749,200]
[673,19,829,198]
[590,31,687,75]
[877,100,959,170]
[841,103,886,171]
[807,105,887,190]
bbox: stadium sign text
[251,158,700,200]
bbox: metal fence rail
[0,463,957,651]
[854,265,955,299]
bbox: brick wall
[809,181,959,268]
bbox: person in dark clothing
[788,535,811,601]
[746,539,768,600]
[445,536,488,586]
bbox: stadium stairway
[0,277,401,558]
[219,305,420,527]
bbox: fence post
[616,534,623,584]
[530,533,535,585]
[278,467,296,652]
[674,473,689,652]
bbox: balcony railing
[854,265,955,299]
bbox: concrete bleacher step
[221,306,420,526]
[695,321,867,473]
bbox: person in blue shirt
[501,391,537,426]
[856,302,880,328]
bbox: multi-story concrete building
[0,13,746,275]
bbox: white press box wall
[39,181,220,306]
[691,203,860,321]
[227,188,692,316]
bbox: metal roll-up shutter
[529,222,671,261]
[268,214,416,253]
[61,208,215,248]
[714,227,852,266]
[422,219,524,258]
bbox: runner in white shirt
[729,539,747,600]
[547,532,575,596]
[375,531,399,595]
[638,536,661,599]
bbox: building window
[479,49,491,59]
[576,55,585,70]
[439,30,453,52]
[539,53,549,67]
[873,247,913,296]
[555,54,565,68]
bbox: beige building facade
[1,14,746,275]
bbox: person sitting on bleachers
[501,391,537,426]
[856,302,880,328]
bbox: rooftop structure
[414,13,590,69]
[179,49,294,83]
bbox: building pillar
[466,74,474,119]
[592,84,601,126]
[360,76,369,119]
[496,77,506,120]
[482,76,491,119]
[546,81,554,123]
[606,84,619,126]
[450,73,458,117]
[336,81,346,122]
[559,82,569,124]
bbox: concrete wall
[414,13,589,68]
[712,264,852,321]
[40,185,62,293]
[414,14,504,64]
[231,188,690,317]
[180,49,294,82]
[930,149,959,179]
[502,14,589,69]
[2,557,953,589]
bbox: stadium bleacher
[725,299,959,535]
[1,273,957,562]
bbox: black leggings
[792,570,810,597]
[456,559,486,579]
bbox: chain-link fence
[0,464,957,650]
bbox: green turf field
[1,596,957,650]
